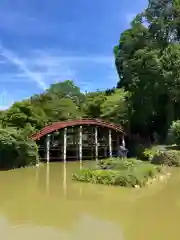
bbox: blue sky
[0,0,147,109]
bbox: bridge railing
[30,118,125,140]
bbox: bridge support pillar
[122,135,125,148]
[79,126,82,164]
[63,128,67,163]
[109,129,112,157]
[117,134,120,157]
[46,134,50,163]
[95,126,98,161]
[76,138,79,160]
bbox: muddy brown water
[0,161,180,240]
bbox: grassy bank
[72,158,162,188]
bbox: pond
[0,161,180,240]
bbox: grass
[72,158,161,188]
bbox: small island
[72,147,180,188]
[72,158,161,188]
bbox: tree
[31,80,85,122]
[114,18,151,89]
[168,120,180,144]
[46,80,86,107]
[145,0,180,46]
[43,97,83,122]
[0,110,5,124]
[2,100,47,130]
[100,89,129,125]
[83,91,107,118]
[114,0,180,139]
[0,127,38,169]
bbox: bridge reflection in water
[0,162,180,239]
[45,161,85,198]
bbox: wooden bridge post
[109,129,112,157]
[46,134,50,163]
[76,138,79,161]
[122,135,125,147]
[63,128,67,163]
[95,126,98,161]
[117,134,120,157]
[79,126,82,165]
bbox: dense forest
[1,0,180,168]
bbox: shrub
[140,147,158,161]
[98,158,142,170]
[72,169,93,182]
[151,150,180,167]
[168,120,180,145]
[73,158,161,188]
[73,169,138,187]
[0,127,39,169]
[132,162,160,186]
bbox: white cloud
[0,44,47,90]
[22,49,115,86]
[0,45,116,92]
[26,50,115,90]
[29,49,114,66]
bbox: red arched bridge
[31,118,126,162]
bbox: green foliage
[37,81,85,121]
[2,100,47,130]
[31,81,85,122]
[73,169,134,187]
[132,163,160,186]
[43,97,82,122]
[72,169,94,182]
[0,127,39,169]
[114,0,180,139]
[100,89,130,125]
[98,157,140,170]
[1,80,86,134]
[145,0,180,45]
[83,91,107,118]
[151,150,180,167]
[73,158,161,187]
[47,80,85,107]
[168,120,180,145]
[140,147,158,161]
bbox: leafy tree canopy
[114,0,180,139]
[101,89,130,125]
[0,127,38,169]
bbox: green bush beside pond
[168,120,180,145]
[139,145,180,167]
[72,158,161,188]
[0,127,39,170]
[151,150,180,167]
[98,157,139,170]
[140,147,158,161]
